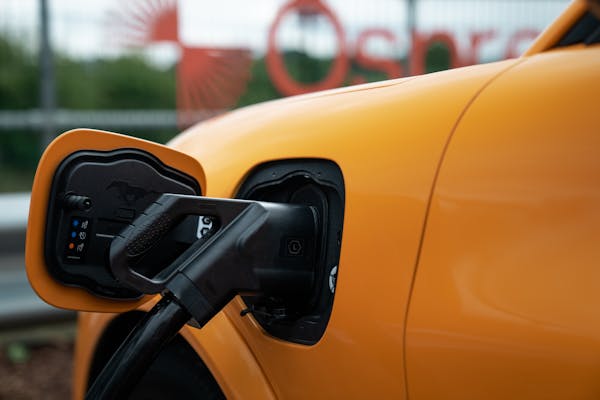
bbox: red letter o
[267,0,349,96]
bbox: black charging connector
[109,193,319,326]
[86,294,189,400]
[87,193,320,400]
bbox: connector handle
[109,194,251,293]
[110,193,318,325]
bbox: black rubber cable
[85,294,190,400]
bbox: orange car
[25,1,600,398]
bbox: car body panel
[71,59,519,399]
[166,59,516,399]
[406,45,600,399]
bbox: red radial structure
[107,0,253,126]
[107,0,179,46]
[177,46,252,121]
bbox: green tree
[0,36,39,109]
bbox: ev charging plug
[87,193,319,399]
[109,193,319,325]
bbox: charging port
[237,159,345,345]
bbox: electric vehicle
[25,1,600,398]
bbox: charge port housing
[44,149,202,299]
[237,159,345,345]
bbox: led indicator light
[68,243,75,250]
[71,231,76,238]
[73,219,80,227]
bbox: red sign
[111,0,540,122]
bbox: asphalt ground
[0,251,75,400]
[0,194,75,398]
[0,325,74,400]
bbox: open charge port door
[237,159,345,345]
[44,149,202,299]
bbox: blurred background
[0,0,570,398]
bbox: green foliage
[425,42,451,73]
[6,343,31,364]
[0,36,180,190]
[0,36,39,109]
[285,50,332,83]
[0,132,42,169]
[236,57,280,107]
[55,54,176,110]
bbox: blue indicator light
[73,219,79,227]
[71,231,76,238]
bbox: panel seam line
[401,58,527,399]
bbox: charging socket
[237,159,345,345]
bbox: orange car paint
[405,45,600,399]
